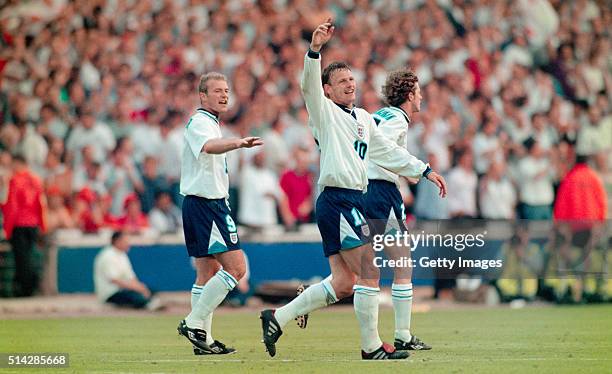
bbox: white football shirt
[301,53,427,191]
[368,106,423,185]
[180,108,229,199]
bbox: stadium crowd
[0,0,610,240]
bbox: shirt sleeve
[378,116,407,146]
[185,118,217,159]
[368,117,428,178]
[300,53,326,130]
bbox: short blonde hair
[198,72,227,94]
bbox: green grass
[1,305,611,373]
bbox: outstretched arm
[203,137,264,154]
[369,122,447,197]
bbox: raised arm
[300,20,335,127]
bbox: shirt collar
[390,106,410,123]
[334,102,356,118]
[196,108,220,123]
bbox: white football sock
[391,283,413,342]
[191,284,214,344]
[185,270,237,331]
[274,277,338,328]
[353,285,383,353]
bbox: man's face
[200,79,229,114]
[324,69,356,107]
[82,113,95,129]
[409,83,422,112]
[115,235,130,252]
[158,194,171,210]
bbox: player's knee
[362,261,381,281]
[335,284,354,299]
[221,263,246,283]
[333,275,356,299]
[196,266,219,285]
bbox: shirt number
[353,140,367,160]
[225,215,237,233]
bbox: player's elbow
[202,142,212,154]
[202,141,220,154]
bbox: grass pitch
[1,305,611,373]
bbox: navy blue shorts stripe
[364,179,407,235]
[182,195,241,258]
[315,187,371,257]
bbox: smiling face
[199,78,229,115]
[324,68,356,107]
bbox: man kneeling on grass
[94,230,163,310]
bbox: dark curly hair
[382,69,419,107]
[322,61,351,86]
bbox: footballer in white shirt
[177,73,263,355]
[260,20,446,361]
[365,69,446,352]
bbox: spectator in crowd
[0,151,12,208]
[517,137,556,219]
[45,185,75,233]
[38,103,69,141]
[138,155,169,214]
[117,194,149,235]
[553,154,608,224]
[279,145,314,224]
[446,150,478,218]
[576,105,612,158]
[472,119,504,176]
[93,231,162,310]
[263,116,290,174]
[148,191,182,234]
[72,145,107,197]
[414,153,449,220]
[157,117,183,204]
[14,120,48,173]
[100,194,120,230]
[0,0,610,232]
[239,149,294,229]
[72,187,104,234]
[479,160,517,219]
[106,145,143,216]
[65,106,115,165]
[130,110,163,165]
[41,142,71,195]
[1,154,46,296]
[531,112,557,151]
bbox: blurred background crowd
[0,0,610,242]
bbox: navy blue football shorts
[315,187,371,257]
[364,179,407,236]
[182,195,241,258]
